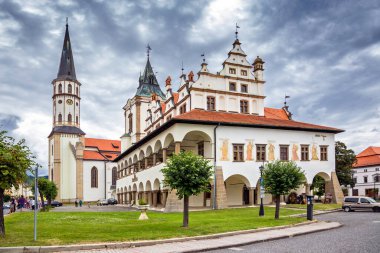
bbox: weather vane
[66,17,68,26]
[284,94,290,106]
[146,44,152,58]
[235,23,240,39]
[181,61,184,75]
[201,53,206,63]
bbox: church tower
[48,21,85,202]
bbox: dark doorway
[243,185,249,205]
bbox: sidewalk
[1,221,341,253]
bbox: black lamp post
[259,165,264,216]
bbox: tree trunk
[183,195,189,227]
[0,188,5,237]
[47,197,52,207]
[275,195,280,219]
[39,191,45,209]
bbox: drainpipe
[104,161,108,199]
[213,123,220,210]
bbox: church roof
[136,58,165,99]
[264,107,290,120]
[48,126,85,137]
[354,146,380,168]
[57,23,77,81]
[84,138,120,161]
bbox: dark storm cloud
[0,114,20,132]
[0,0,379,175]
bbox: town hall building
[49,22,344,208]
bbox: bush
[138,199,147,205]
[3,194,11,202]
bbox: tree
[263,161,305,219]
[335,141,356,187]
[31,178,58,208]
[0,130,35,237]
[311,175,325,200]
[161,151,213,227]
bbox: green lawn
[1,207,305,247]
[284,203,341,211]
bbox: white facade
[351,165,380,198]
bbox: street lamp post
[259,165,264,216]
[34,165,38,241]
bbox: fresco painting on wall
[268,143,275,161]
[292,144,299,161]
[246,140,254,161]
[220,139,229,161]
[312,144,319,160]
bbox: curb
[0,221,319,253]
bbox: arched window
[76,116,78,124]
[58,114,62,122]
[68,84,72,94]
[58,84,62,94]
[68,113,72,123]
[76,87,79,95]
[112,167,117,186]
[91,167,98,188]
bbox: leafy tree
[0,130,35,237]
[335,141,356,187]
[263,161,305,219]
[31,178,58,208]
[311,175,325,200]
[161,151,213,227]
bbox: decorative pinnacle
[146,43,152,58]
[181,61,184,75]
[284,95,290,106]
[235,23,240,39]
[66,17,68,27]
[201,53,206,63]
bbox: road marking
[373,221,380,223]
[228,247,244,251]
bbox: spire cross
[235,23,240,39]
[181,61,184,75]
[146,44,152,58]
[201,53,206,63]
[66,17,68,27]
[284,94,290,106]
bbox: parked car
[342,196,380,212]
[107,198,118,205]
[51,200,63,207]
[97,199,108,206]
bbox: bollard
[306,195,314,221]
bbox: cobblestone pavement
[207,211,380,253]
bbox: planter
[138,205,150,220]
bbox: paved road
[207,211,380,253]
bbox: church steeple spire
[57,19,77,80]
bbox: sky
[0,0,379,176]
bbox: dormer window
[229,68,236,74]
[207,96,216,111]
[240,100,249,114]
[229,82,236,91]
[241,84,248,93]
[241,70,247,76]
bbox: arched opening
[76,116,78,124]
[58,114,62,123]
[68,84,72,94]
[225,174,251,206]
[58,83,62,94]
[181,130,212,158]
[68,113,72,123]
[311,172,331,203]
[111,167,117,186]
[76,87,79,95]
[138,182,144,202]
[154,140,163,165]
[91,167,98,188]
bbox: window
[301,145,309,161]
[376,168,379,171]
[68,113,72,123]
[91,167,98,188]
[68,84,72,94]
[352,189,358,196]
[374,175,380,183]
[198,142,204,157]
[360,198,370,203]
[240,100,249,113]
[233,144,244,162]
[76,87,79,95]
[280,145,289,161]
[320,146,328,161]
[256,144,266,161]
[180,104,186,114]
[344,197,358,203]
[364,169,368,172]
[58,114,62,122]
[58,100,62,104]
[58,84,62,94]
[51,145,53,156]
[128,114,133,133]
[207,96,216,110]
[363,176,368,183]
[166,115,172,121]
[76,116,78,124]
[229,82,236,91]
[241,70,247,76]
[353,177,357,184]
[241,84,248,93]
[229,68,236,74]
[112,167,117,186]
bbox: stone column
[163,148,167,163]
[164,189,183,212]
[215,166,228,209]
[325,172,344,204]
[162,190,168,207]
[152,190,158,207]
[148,191,153,206]
[305,183,311,195]
[153,153,157,165]
[138,162,141,171]
[174,142,181,154]
[145,158,148,169]
[249,187,255,205]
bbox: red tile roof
[354,146,380,168]
[174,109,343,133]
[85,138,121,152]
[173,92,179,104]
[264,107,290,120]
[83,150,107,161]
[160,102,166,113]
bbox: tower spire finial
[201,53,206,63]
[235,23,240,39]
[284,94,290,107]
[181,60,184,75]
[66,17,68,27]
[146,43,152,58]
